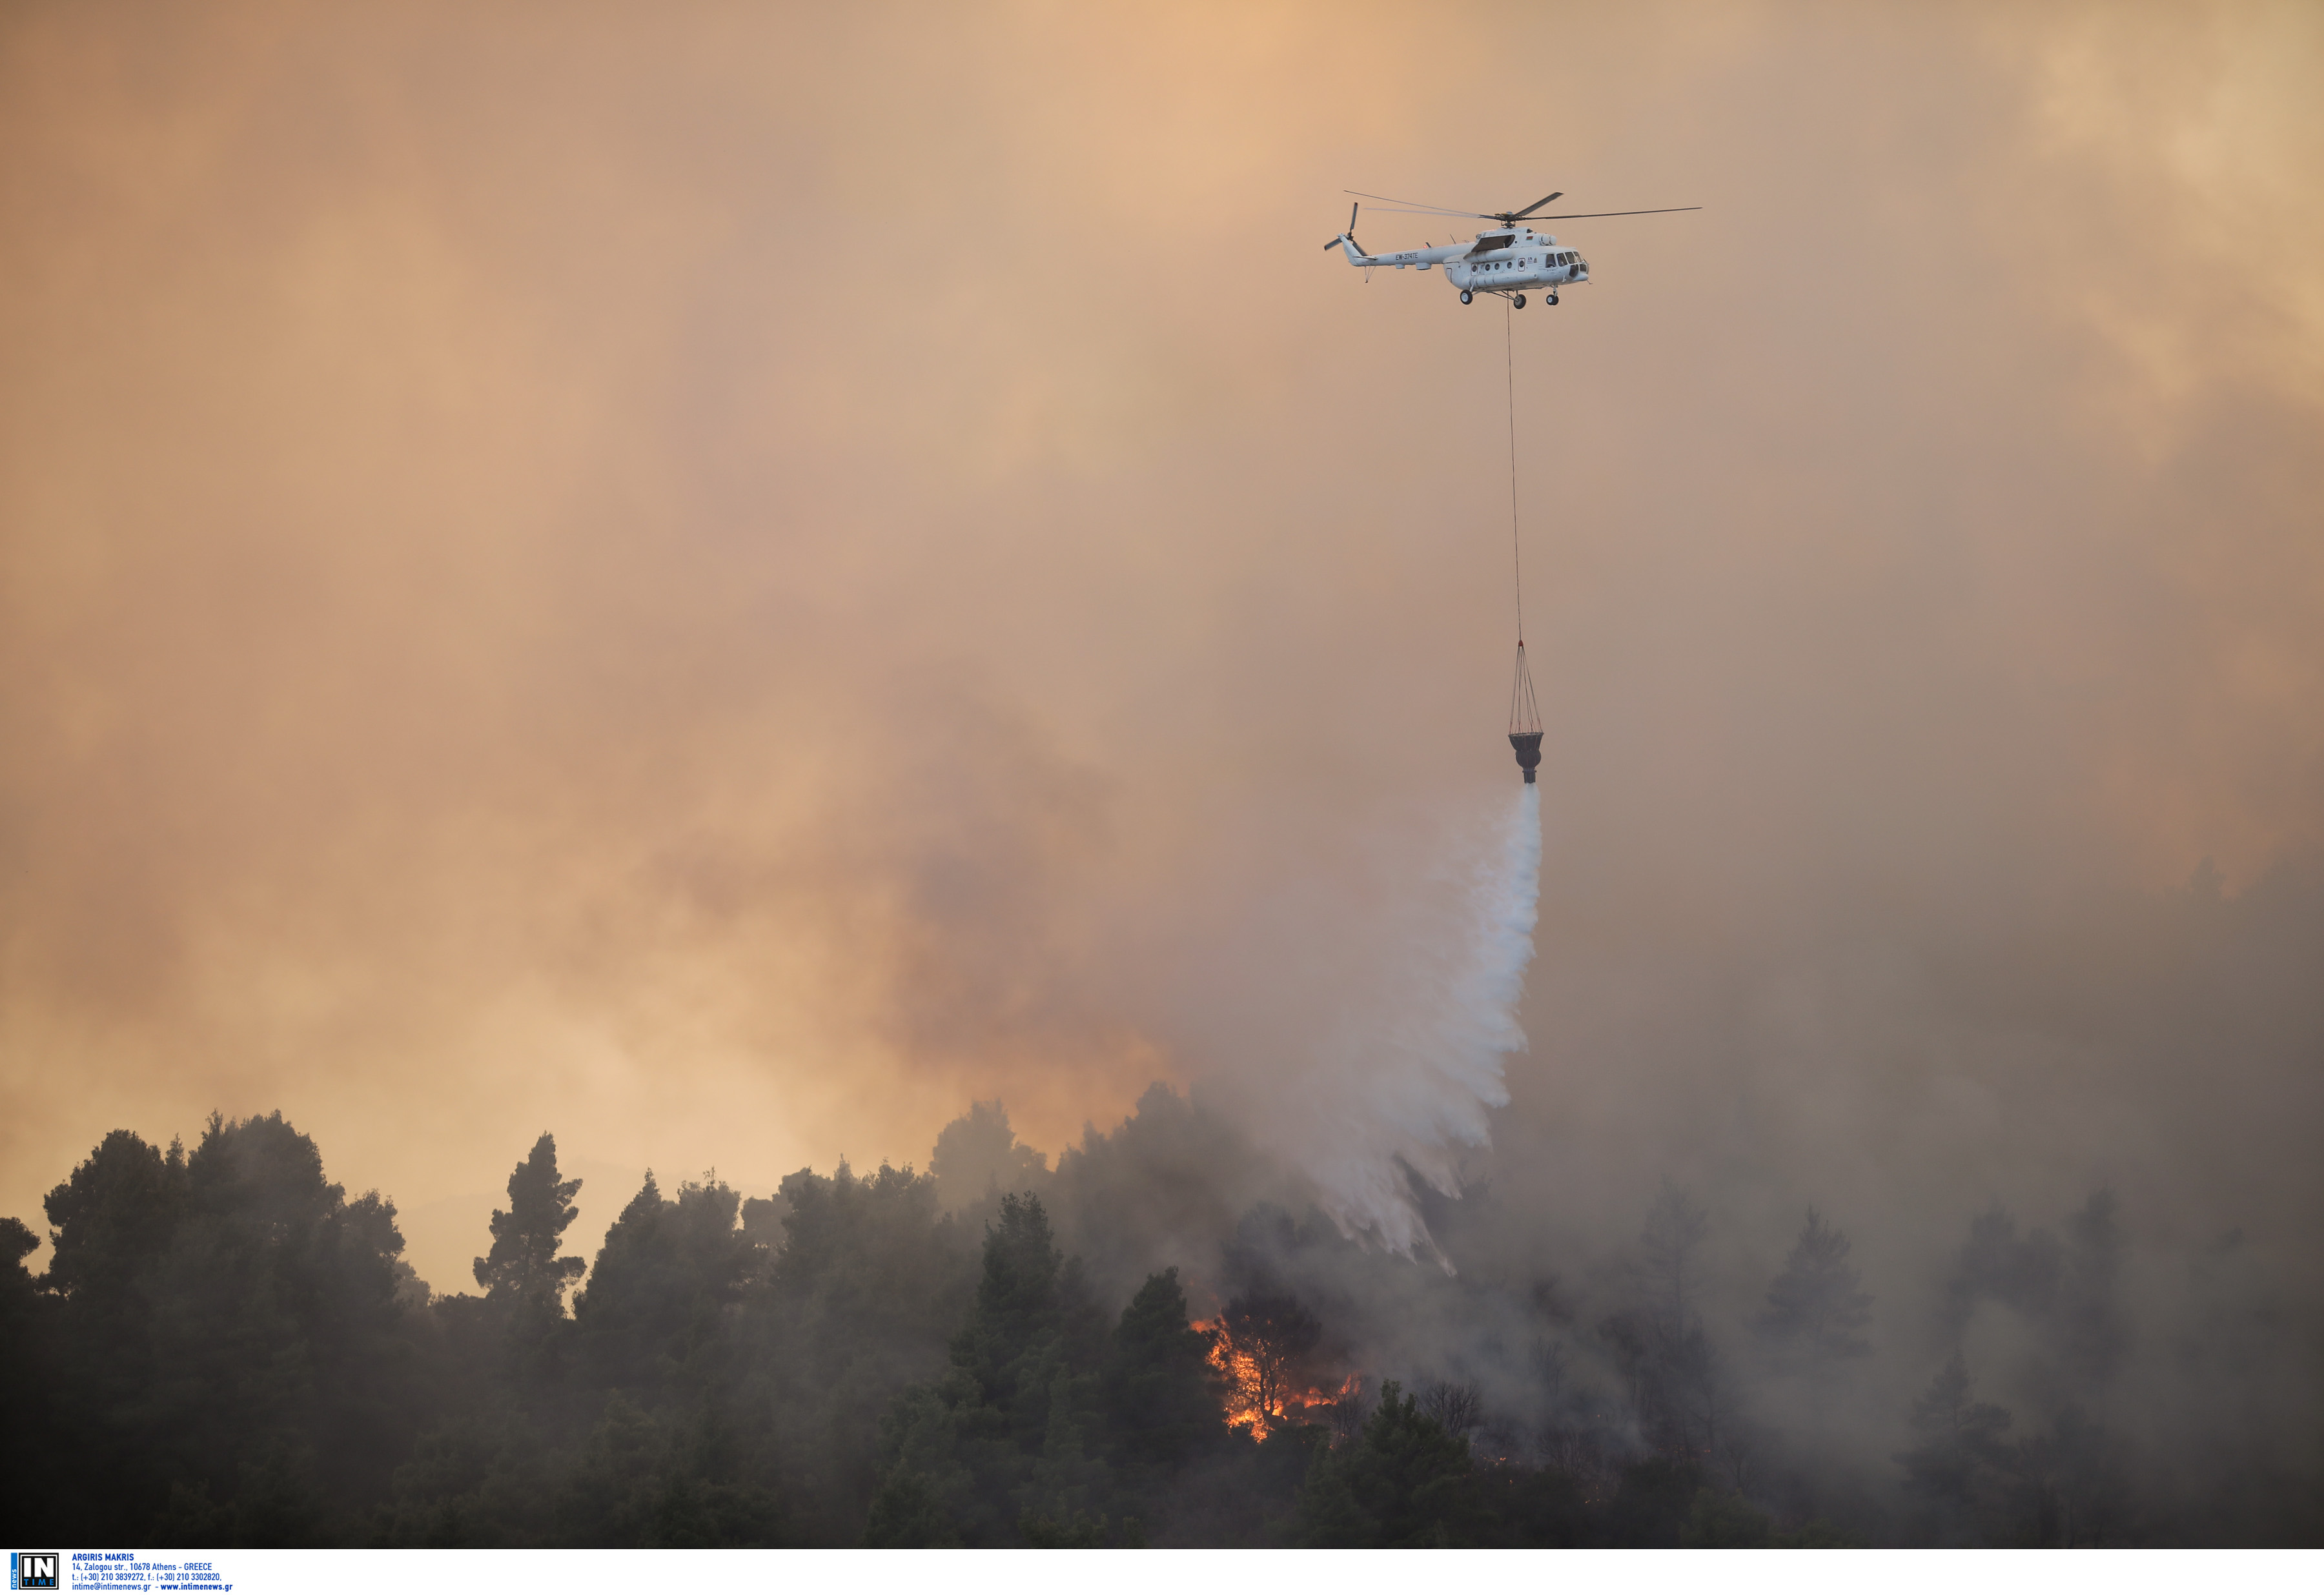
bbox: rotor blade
[1508,190,1564,219]
[1349,201,1360,234]
[1343,188,1493,219]
[1525,206,1704,219]
[1323,237,1342,251]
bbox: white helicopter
[1325,188,1698,307]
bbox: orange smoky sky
[3,2,2320,1291]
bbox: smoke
[1281,784,1542,1255]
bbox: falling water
[1292,783,1544,1258]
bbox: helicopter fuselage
[1334,226,1588,299]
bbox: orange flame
[1198,1318,1362,1443]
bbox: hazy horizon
[5,1,2319,1316]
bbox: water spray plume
[1287,783,1544,1259]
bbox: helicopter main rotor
[1343,188,1702,226]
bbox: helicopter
[1323,188,1698,307]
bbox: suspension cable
[1506,300,1524,648]
[1504,299,1542,740]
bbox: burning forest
[8,1066,2321,1547]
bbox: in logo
[10,1554,59,1592]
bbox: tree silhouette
[1757,1206,1873,1370]
[1419,1380,1483,1437]
[1102,1268,1228,1474]
[1216,1291,1322,1435]
[1297,1381,1474,1546]
[929,1102,1050,1217]
[473,1133,585,1312]
[866,1192,1110,1545]
[1944,1207,2061,1334]
[1896,1348,2012,1539]
[573,1171,755,1394]
[41,1113,420,1542]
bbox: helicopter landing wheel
[1513,293,1527,309]
[1458,290,1473,305]
[1548,293,1560,305]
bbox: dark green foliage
[1680,1485,1773,1546]
[1100,1268,1228,1476]
[748,1160,975,1539]
[16,1105,2317,1546]
[0,1214,56,1525]
[1675,1487,1857,1547]
[1296,1381,1474,1546]
[380,1406,559,1545]
[0,1214,40,1332]
[1465,1463,1591,1547]
[380,1154,975,1548]
[473,1133,585,1313]
[573,1172,755,1396]
[552,1396,786,1547]
[866,1193,1117,1545]
[35,1113,423,1542]
[43,1128,185,1306]
[1604,1455,1708,1547]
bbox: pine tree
[1896,1349,2012,1540]
[572,1171,754,1394]
[473,1133,585,1311]
[1757,1206,1873,1370]
[866,1193,1109,1545]
[1296,1381,1476,1546]
[1101,1268,1228,1475]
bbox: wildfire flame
[1198,1317,1362,1443]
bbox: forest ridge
[3,1090,2312,1547]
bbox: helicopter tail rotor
[1324,200,1366,255]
